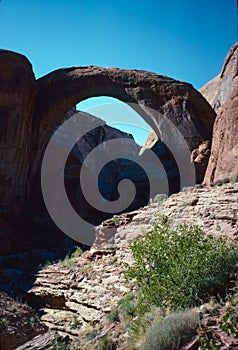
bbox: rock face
[0,51,37,213]
[30,108,141,228]
[96,180,238,249]
[199,75,220,109]
[0,50,216,253]
[204,42,238,183]
[0,50,38,254]
[191,140,211,183]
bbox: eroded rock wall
[204,42,238,183]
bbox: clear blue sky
[0,0,237,144]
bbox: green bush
[125,219,238,310]
[140,310,199,350]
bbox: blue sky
[0,0,237,144]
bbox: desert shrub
[140,310,199,350]
[107,308,120,322]
[118,293,137,318]
[107,293,137,325]
[210,177,230,187]
[125,218,238,311]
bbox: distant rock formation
[199,75,220,109]
[30,108,141,230]
[202,42,238,183]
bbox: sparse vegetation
[112,216,121,225]
[97,335,114,350]
[107,308,120,323]
[70,315,79,329]
[210,177,230,187]
[38,246,83,270]
[52,336,69,350]
[140,310,199,350]
[61,246,83,270]
[118,293,137,318]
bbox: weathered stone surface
[204,42,238,183]
[24,247,133,347]
[191,140,211,183]
[199,75,220,109]
[14,331,58,350]
[0,50,38,213]
[0,50,38,254]
[214,42,238,111]
[200,43,238,113]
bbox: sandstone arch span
[35,65,216,160]
[0,50,216,253]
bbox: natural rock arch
[34,66,215,163]
[0,50,216,253]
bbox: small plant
[80,262,93,274]
[107,308,120,322]
[125,219,238,311]
[140,310,199,350]
[1,317,9,328]
[210,177,230,187]
[62,253,76,270]
[71,246,83,258]
[118,293,137,318]
[112,216,121,226]
[70,315,79,329]
[61,247,82,270]
[29,315,38,328]
[52,336,69,350]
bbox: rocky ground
[0,178,237,349]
